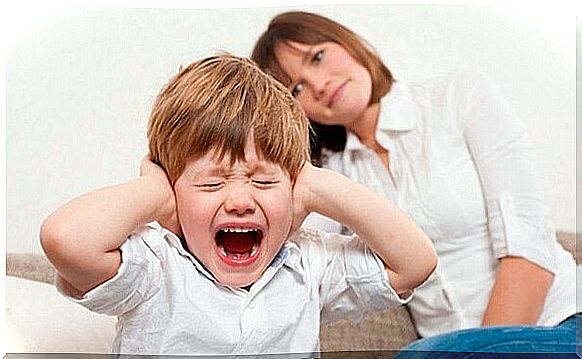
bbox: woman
[251,11,577,354]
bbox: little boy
[40,54,436,356]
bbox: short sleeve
[301,212,343,233]
[317,231,412,325]
[459,73,558,273]
[405,262,465,337]
[56,224,165,316]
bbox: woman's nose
[305,71,329,101]
[224,184,256,214]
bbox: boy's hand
[290,162,318,233]
[139,156,182,237]
[292,161,437,295]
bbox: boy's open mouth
[215,227,263,265]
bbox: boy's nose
[224,185,256,214]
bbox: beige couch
[6,232,577,354]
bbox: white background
[4,4,578,254]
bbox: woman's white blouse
[303,72,576,337]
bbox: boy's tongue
[223,233,255,254]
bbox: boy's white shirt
[57,222,413,356]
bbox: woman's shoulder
[409,70,490,93]
[402,70,497,116]
[319,147,348,171]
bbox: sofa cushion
[6,276,117,353]
[320,306,417,351]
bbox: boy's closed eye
[195,179,278,190]
[252,179,279,188]
[197,182,224,191]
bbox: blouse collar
[345,82,418,152]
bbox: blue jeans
[395,314,578,358]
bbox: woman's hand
[139,156,182,237]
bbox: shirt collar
[344,82,418,152]
[156,224,218,282]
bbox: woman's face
[274,41,372,128]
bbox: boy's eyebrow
[196,166,226,178]
[195,162,281,179]
[251,162,280,175]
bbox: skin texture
[40,131,436,295]
[274,41,383,163]
[274,41,375,130]
[482,256,553,325]
[174,135,294,287]
[274,39,554,326]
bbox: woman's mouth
[214,226,263,266]
[328,80,348,108]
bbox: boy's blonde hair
[148,54,310,184]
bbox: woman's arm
[460,73,557,325]
[40,157,176,294]
[482,256,553,325]
[293,163,437,295]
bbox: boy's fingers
[139,155,152,176]
[139,155,166,178]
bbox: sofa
[6,232,577,355]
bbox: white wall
[6,5,577,254]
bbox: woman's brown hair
[251,11,394,165]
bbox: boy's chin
[211,264,266,288]
[215,272,261,288]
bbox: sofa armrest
[556,231,578,263]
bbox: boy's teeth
[217,244,259,260]
[216,227,261,260]
[222,228,258,233]
[218,244,227,257]
[232,253,250,260]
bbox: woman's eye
[312,50,324,63]
[291,83,304,97]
